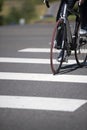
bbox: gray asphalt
[0,23,87,130]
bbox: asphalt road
[0,23,87,130]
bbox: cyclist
[44,0,87,61]
[44,0,87,35]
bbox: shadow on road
[59,62,87,74]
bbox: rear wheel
[50,19,66,74]
[75,36,87,67]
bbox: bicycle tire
[50,19,66,74]
[75,28,87,67]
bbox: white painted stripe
[0,72,87,83]
[0,57,50,64]
[0,57,77,64]
[18,48,50,52]
[0,96,86,112]
[18,48,87,53]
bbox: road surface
[0,23,87,130]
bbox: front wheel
[50,19,65,74]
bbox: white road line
[0,72,87,83]
[0,57,78,64]
[0,96,87,112]
[18,48,87,53]
[18,48,50,52]
[0,57,50,64]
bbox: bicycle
[44,0,87,75]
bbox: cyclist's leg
[55,0,77,47]
[56,0,64,21]
[54,0,64,48]
[56,0,77,62]
[79,1,87,35]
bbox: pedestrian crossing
[0,48,87,112]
